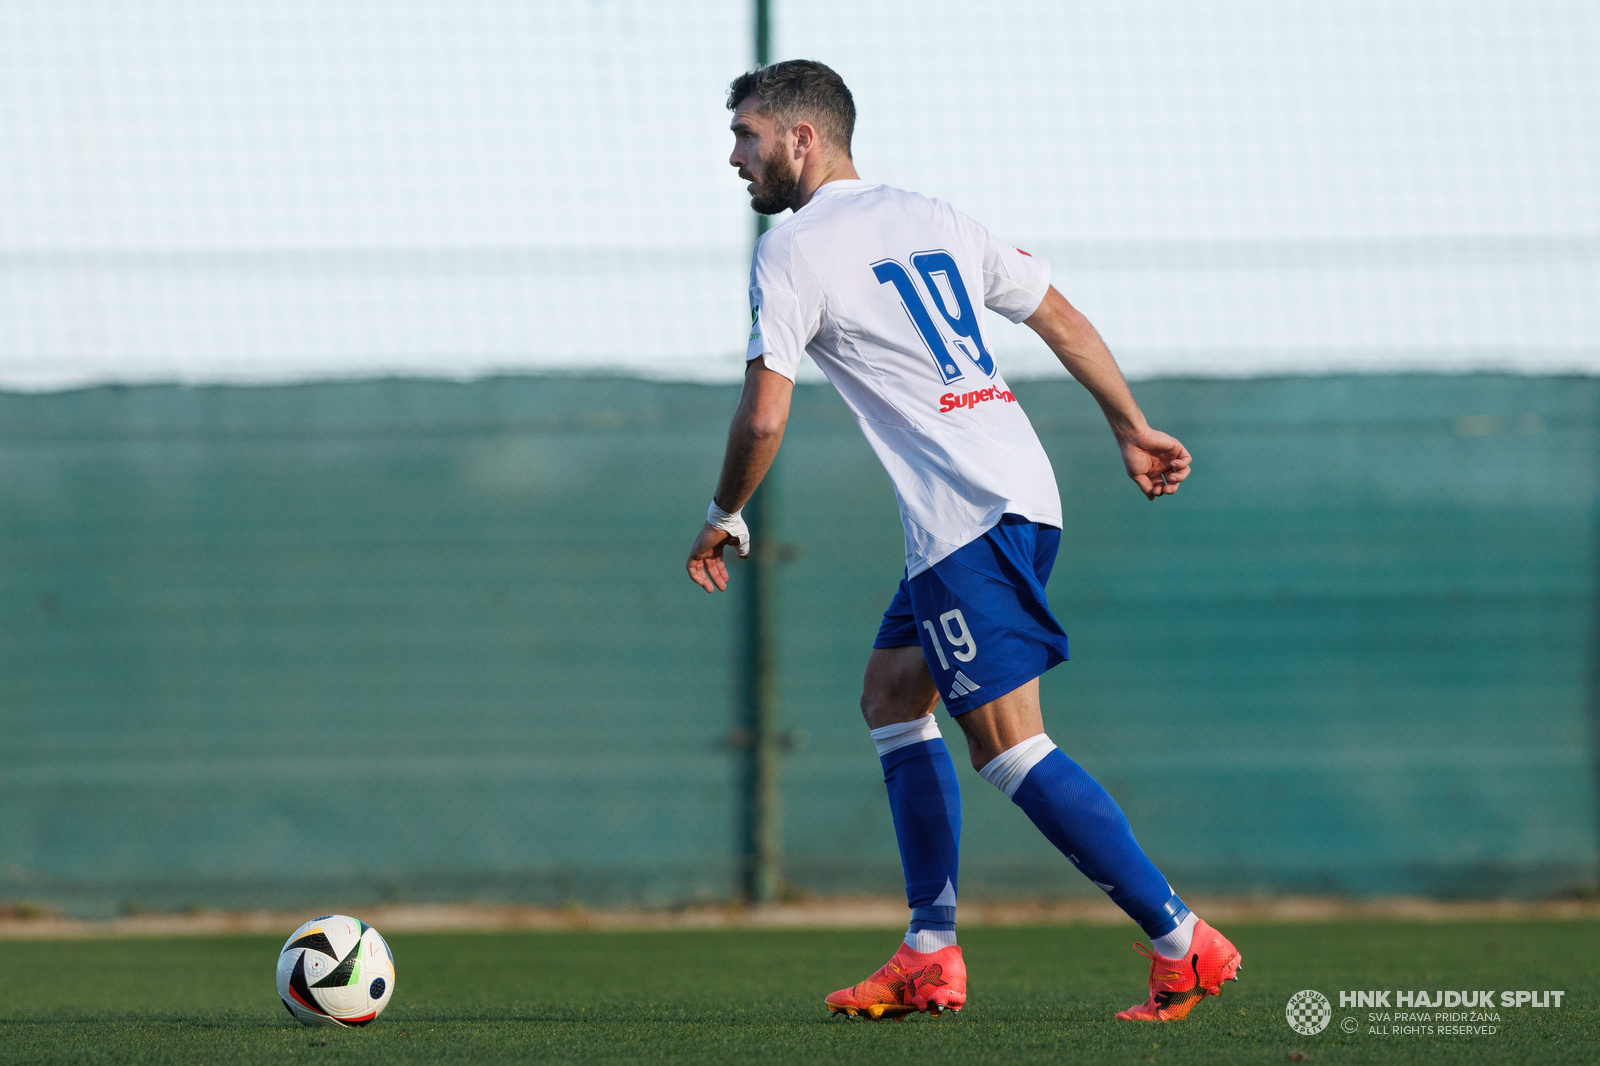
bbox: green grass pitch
[1,921,1594,1064]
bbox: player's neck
[791,155,861,212]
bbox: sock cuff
[910,905,956,929]
[870,713,943,757]
[1138,894,1192,939]
[1148,910,1198,957]
[977,733,1058,798]
[904,927,958,952]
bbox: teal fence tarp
[1,374,1595,916]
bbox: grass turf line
[0,921,1593,1065]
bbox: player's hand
[1118,425,1192,500]
[686,522,735,593]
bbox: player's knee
[859,685,921,729]
[958,731,999,772]
[858,687,885,725]
[859,668,895,724]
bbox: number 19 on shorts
[922,609,977,670]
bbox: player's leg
[955,682,1188,937]
[825,585,967,1019]
[860,644,960,953]
[955,685,1240,1021]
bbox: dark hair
[727,60,855,157]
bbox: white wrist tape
[707,500,751,559]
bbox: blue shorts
[874,514,1071,716]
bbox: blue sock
[871,716,960,950]
[990,740,1188,939]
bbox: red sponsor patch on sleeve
[1015,248,1032,256]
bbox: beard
[748,144,801,215]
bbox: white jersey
[746,179,1060,577]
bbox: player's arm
[1023,287,1190,500]
[685,358,795,593]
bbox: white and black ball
[276,915,395,1027]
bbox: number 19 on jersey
[872,251,996,386]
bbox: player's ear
[791,120,815,158]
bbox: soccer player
[685,60,1241,1022]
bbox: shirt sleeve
[980,230,1052,323]
[744,230,824,382]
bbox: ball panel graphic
[286,930,339,957]
[363,928,396,1015]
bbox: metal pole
[738,0,781,906]
[1590,400,1600,891]
[755,0,770,70]
[738,471,782,904]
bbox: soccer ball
[276,915,396,1027]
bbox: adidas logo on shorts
[947,670,981,701]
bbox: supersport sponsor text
[939,386,1016,414]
